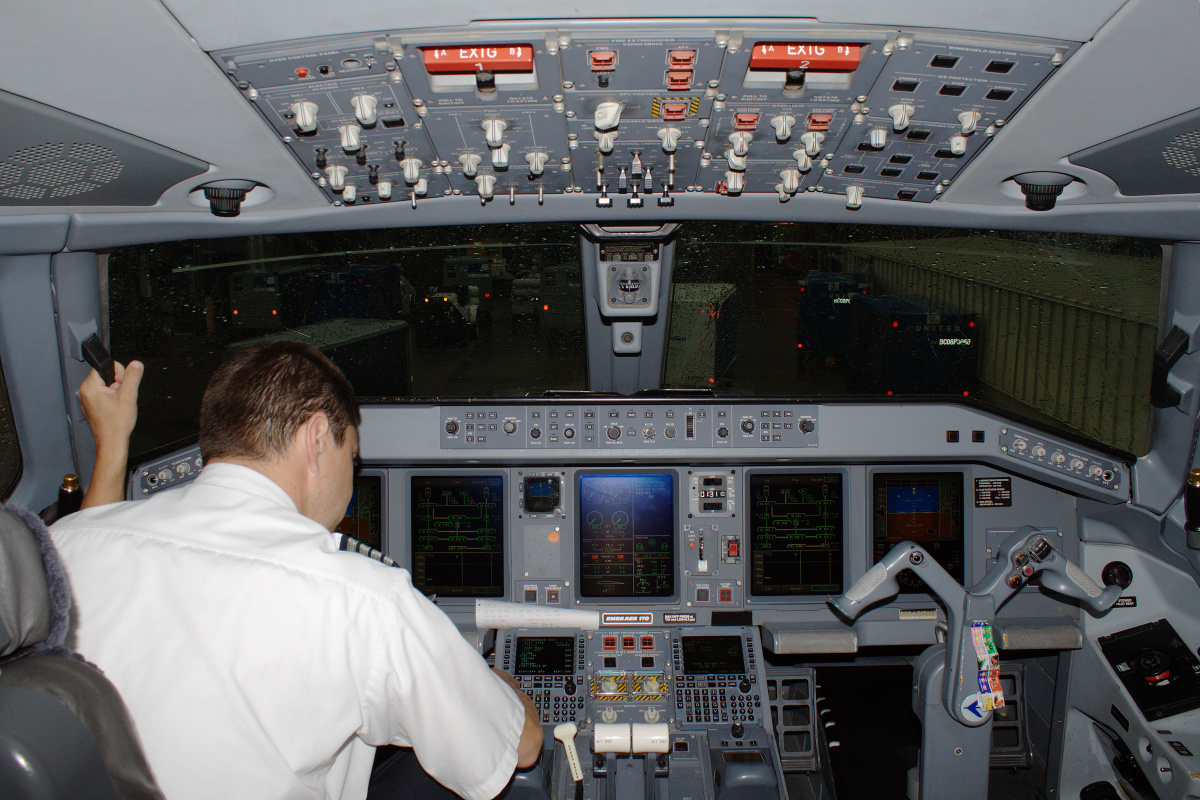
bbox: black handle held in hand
[81,334,116,386]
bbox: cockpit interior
[3,1,1200,798]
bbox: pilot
[51,341,543,800]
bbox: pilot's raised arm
[77,359,143,508]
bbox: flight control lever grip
[828,541,963,620]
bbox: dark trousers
[368,747,465,800]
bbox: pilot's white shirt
[51,462,524,800]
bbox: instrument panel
[129,399,1104,645]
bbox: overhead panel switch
[351,94,378,126]
[459,153,483,178]
[595,102,623,131]
[727,132,753,157]
[290,101,319,133]
[771,114,796,140]
[526,151,550,176]
[799,131,825,157]
[958,110,982,134]
[657,127,682,153]
[339,124,362,152]
[889,103,916,131]
[482,119,508,147]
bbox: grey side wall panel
[0,255,74,510]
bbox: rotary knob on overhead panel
[727,131,753,157]
[351,94,378,126]
[950,135,968,155]
[411,178,427,196]
[459,153,483,178]
[503,420,518,435]
[657,126,682,153]
[1032,445,1047,458]
[376,180,393,200]
[475,174,497,200]
[594,101,623,130]
[399,157,423,184]
[724,171,745,194]
[793,149,812,172]
[869,127,888,149]
[1051,451,1066,465]
[799,419,815,433]
[481,119,508,147]
[491,142,512,168]
[325,165,348,191]
[595,130,617,154]
[724,149,747,171]
[526,151,550,176]
[780,168,801,195]
[771,114,796,140]
[290,101,319,133]
[339,124,362,152]
[845,184,865,209]
[341,184,356,203]
[889,103,916,131]
[958,110,982,134]
[799,131,825,157]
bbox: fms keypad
[502,633,587,724]
[672,632,761,725]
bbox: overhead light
[198,179,259,217]
[1010,172,1076,211]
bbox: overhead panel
[213,23,1077,212]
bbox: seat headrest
[0,505,71,662]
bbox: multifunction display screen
[681,636,746,675]
[578,473,675,598]
[872,472,965,590]
[411,475,504,597]
[335,475,383,552]
[514,636,576,676]
[748,472,844,595]
[523,476,561,514]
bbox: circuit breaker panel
[215,23,1076,209]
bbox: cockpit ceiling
[2,0,1199,240]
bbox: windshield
[665,223,1163,454]
[106,224,586,458]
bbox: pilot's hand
[80,360,143,447]
[493,668,545,769]
[78,360,143,509]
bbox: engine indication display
[411,475,504,597]
[578,472,675,598]
[748,472,843,595]
[872,472,965,590]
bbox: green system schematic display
[748,472,844,595]
[578,473,676,598]
[411,475,504,597]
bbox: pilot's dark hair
[199,341,361,462]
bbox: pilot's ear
[300,412,332,471]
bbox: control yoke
[828,526,1121,725]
